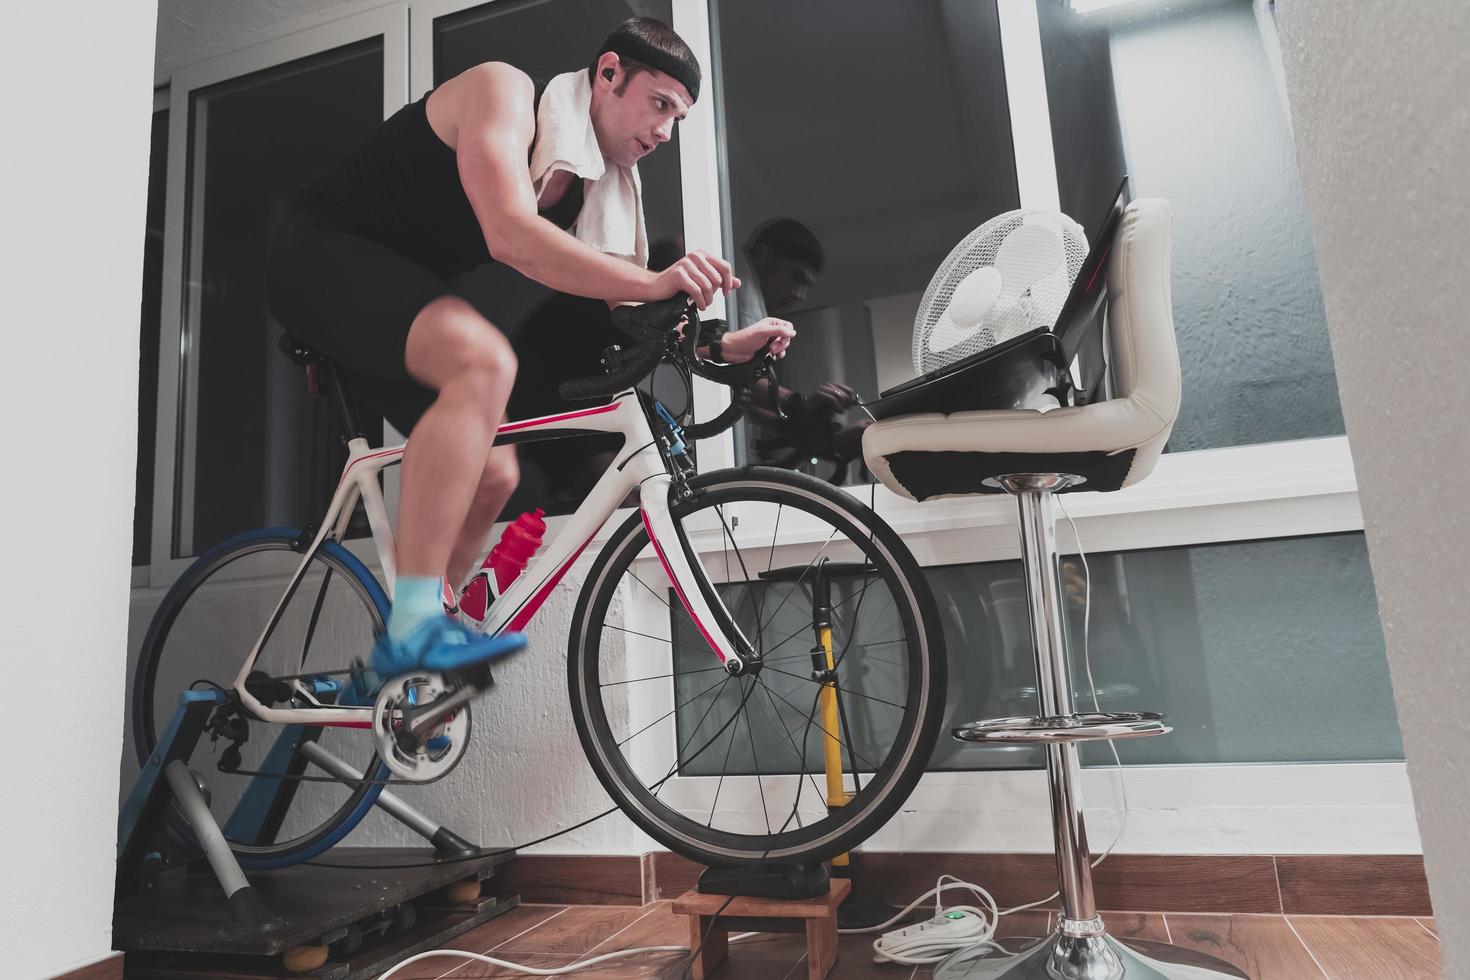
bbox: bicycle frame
[231,389,754,728]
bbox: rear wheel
[568,467,946,866]
[131,529,390,868]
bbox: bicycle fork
[638,472,757,676]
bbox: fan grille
[913,210,1089,375]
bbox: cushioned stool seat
[864,199,1180,499]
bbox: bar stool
[862,200,1245,979]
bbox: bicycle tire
[567,466,946,866]
[131,528,391,869]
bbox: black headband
[600,34,700,103]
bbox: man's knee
[406,296,517,391]
[477,449,520,503]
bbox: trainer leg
[447,445,520,591]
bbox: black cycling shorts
[266,209,621,435]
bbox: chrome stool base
[933,931,1248,980]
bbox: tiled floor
[384,901,1443,979]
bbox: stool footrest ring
[953,711,1169,744]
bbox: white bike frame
[231,389,753,727]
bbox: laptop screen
[1055,176,1133,398]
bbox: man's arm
[454,64,657,303]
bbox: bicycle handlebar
[556,295,775,441]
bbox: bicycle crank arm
[398,685,477,747]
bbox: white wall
[1275,0,1470,971]
[0,2,158,977]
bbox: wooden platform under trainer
[672,877,851,980]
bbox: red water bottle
[458,509,546,623]
[486,508,547,593]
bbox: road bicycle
[131,295,947,871]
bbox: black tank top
[291,79,584,279]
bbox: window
[712,0,1019,485]
[170,37,390,559]
[1037,0,1343,451]
[672,532,1400,773]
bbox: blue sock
[388,576,448,644]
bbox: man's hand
[810,381,859,413]
[651,249,739,309]
[719,317,795,363]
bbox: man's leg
[369,295,535,675]
[397,296,517,582]
[447,445,520,591]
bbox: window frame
[146,4,410,588]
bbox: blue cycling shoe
[372,616,528,680]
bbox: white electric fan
[912,209,1089,375]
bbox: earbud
[603,68,615,81]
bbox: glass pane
[433,1,684,516]
[136,106,167,567]
[669,532,1399,775]
[930,532,1399,770]
[175,39,384,558]
[1037,0,1343,451]
[714,0,1019,485]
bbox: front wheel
[568,467,946,866]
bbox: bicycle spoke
[760,665,909,712]
[600,662,729,689]
[616,675,728,749]
[662,678,759,788]
[757,676,880,773]
[629,569,673,610]
[716,506,766,656]
[756,681,827,811]
[707,695,742,827]
[768,504,783,574]
[650,679,735,799]
[750,572,885,664]
[832,680,867,798]
[743,678,773,836]
[752,528,841,637]
[601,623,674,645]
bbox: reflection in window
[1038,0,1343,451]
[672,532,1400,773]
[714,0,1020,485]
[175,40,385,558]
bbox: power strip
[873,907,995,965]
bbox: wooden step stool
[672,877,851,980]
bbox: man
[733,218,823,331]
[267,18,794,678]
[731,218,861,458]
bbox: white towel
[529,70,648,268]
